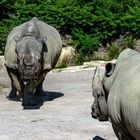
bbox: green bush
[123,35,136,49]
[54,63,67,69]
[74,53,86,65]
[0,0,140,59]
[72,30,100,55]
[108,44,120,59]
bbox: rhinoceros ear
[38,37,47,44]
[14,36,21,43]
[38,37,48,51]
[105,63,116,77]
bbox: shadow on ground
[29,91,64,109]
[44,91,64,101]
[8,91,64,110]
[92,136,106,140]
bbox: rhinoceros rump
[4,17,62,108]
[91,48,140,140]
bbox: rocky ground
[0,56,117,140]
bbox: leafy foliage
[108,44,120,59]
[123,35,136,49]
[0,0,140,57]
[72,30,100,55]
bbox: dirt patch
[0,63,117,140]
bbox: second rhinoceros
[4,17,62,108]
[91,48,140,140]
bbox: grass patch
[54,63,67,69]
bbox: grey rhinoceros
[91,48,140,140]
[4,17,62,108]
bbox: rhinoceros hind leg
[34,81,46,96]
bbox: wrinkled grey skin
[91,48,140,140]
[4,17,62,107]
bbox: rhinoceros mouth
[18,65,41,80]
[91,111,108,122]
[94,114,108,122]
[98,116,108,122]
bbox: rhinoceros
[4,17,62,107]
[91,48,140,140]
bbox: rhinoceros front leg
[8,81,24,100]
[34,80,46,96]
[22,82,37,107]
[6,67,21,99]
[34,72,47,96]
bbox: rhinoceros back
[4,17,62,71]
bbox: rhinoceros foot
[22,94,37,108]
[7,92,17,99]
[7,86,21,101]
[24,95,44,109]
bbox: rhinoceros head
[14,36,47,80]
[91,63,115,121]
